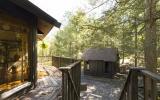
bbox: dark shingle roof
[82,48,118,62]
[9,0,61,28]
[1,0,61,40]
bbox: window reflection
[0,33,29,93]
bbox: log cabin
[82,48,120,78]
[0,0,60,98]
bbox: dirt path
[80,75,124,100]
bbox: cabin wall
[0,9,37,92]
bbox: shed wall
[84,60,119,78]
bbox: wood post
[59,61,81,100]
[144,77,157,100]
[129,69,138,100]
[119,68,159,100]
[28,17,37,87]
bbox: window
[87,64,90,70]
[0,33,29,93]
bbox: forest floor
[80,74,125,100]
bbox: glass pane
[0,33,29,93]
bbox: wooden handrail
[59,61,81,70]
[141,70,160,81]
[119,68,160,100]
[38,56,77,67]
[59,61,81,100]
[52,56,77,68]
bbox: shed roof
[7,0,61,40]
[82,48,118,62]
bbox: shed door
[104,62,110,73]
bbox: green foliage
[49,0,160,67]
[40,41,48,49]
[38,41,48,56]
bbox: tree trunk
[122,25,125,64]
[144,0,157,99]
[144,0,157,72]
[134,18,138,67]
[122,50,124,64]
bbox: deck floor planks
[15,66,62,100]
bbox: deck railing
[52,56,77,68]
[119,68,160,100]
[59,61,81,100]
[38,56,77,67]
[38,56,52,66]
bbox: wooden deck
[14,65,62,100]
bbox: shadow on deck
[16,65,62,100]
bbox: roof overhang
[9,0,61,40]
[37,19,54,40]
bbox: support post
[28,16,37,87]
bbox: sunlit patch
[113,88,121,94]
[86,85,96,93]
[21,97,32,100]
[0,81,23,92]
[37,71,48,79]
[37,66,48,79]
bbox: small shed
[82,48,119,78]
[0,0,60,97]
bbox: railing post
[129,69,138,100]
[59,61,81,100]
[119,68,160,100]
[144,77,157,100]
[151,79,157,100]
[61,70,69,100]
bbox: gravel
[80,75,125,100]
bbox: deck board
[14,65,62,100]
